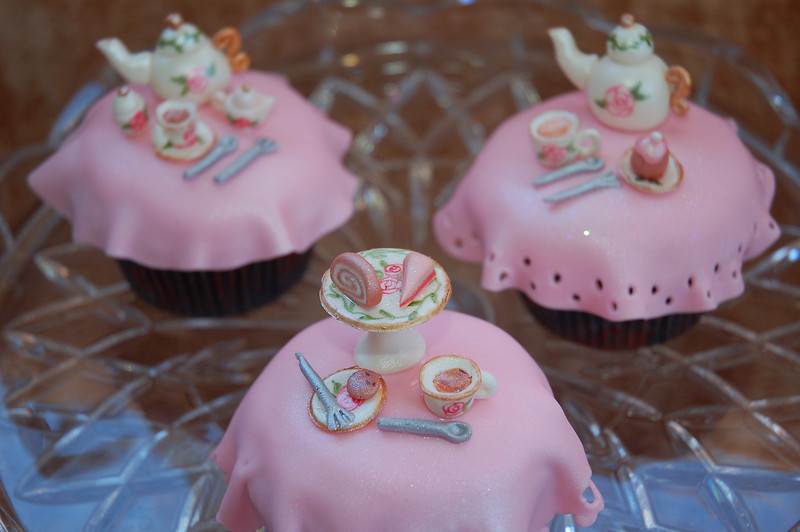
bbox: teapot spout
[96,38,153,86]
[547,28,598,91]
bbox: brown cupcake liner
[520,293,701,349]
[118,250,312,317]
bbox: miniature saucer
[152,120,216,162]
[309,367,387,432]
[618,148,683,194]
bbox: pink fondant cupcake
[433,15,780,348]
[28,15,358,316]
[213,249,604,530]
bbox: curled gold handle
[212,27,251,74]
[666,65,691,116]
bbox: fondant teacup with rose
[530,110,601,168]
[419,355,497,418]
[154,99,199,150]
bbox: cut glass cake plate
[1,1,799,530]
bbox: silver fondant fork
[183,134,238,180]
[543,169,621,203]
[214,137,278,184]
[533,156,604,185]
[296,352,355,431]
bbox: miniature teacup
[154,99,199,150]
[530,110,601,168]
[419,355,497,418]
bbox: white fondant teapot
[548,14,691,131]
[96,13,250,104]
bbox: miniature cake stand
[320,248,451,374]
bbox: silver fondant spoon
[533,156,604,186]
[543,169,621,202]
[377,417,472,443]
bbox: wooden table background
[0,0,797,160]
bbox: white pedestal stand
[354,328,425,374]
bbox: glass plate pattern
[1,1,799,530]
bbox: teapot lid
[606,14,654,65]
[156,13,205,55]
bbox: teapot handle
[666,66,692,116]
[212,27,251,74]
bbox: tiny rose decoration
[594,82,647,117]
[442,402,466,417]
[380,276,400,295]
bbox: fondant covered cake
[28,14,358,316]
[433,14,780,347]
[213,249,603,531]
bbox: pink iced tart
[213,310,602,531]
[433,92,779,337]
[28,70,357,272]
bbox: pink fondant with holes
[433,91,780,321]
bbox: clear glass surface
[1,1,799,530]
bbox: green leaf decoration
[630,81,647,101]
[407,310,419,321]
[331,381,342,395]
[376,270,385,280]
[362,249,390,260]
[607,31,652,52]
[379,260,389,269]
[207,62,216,77]
[594,98,607,109]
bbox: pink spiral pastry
[330,252,382,308]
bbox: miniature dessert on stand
[320,248,451,373]
[213,248,603,531]
[434,14,780,348]
[28,14,358,316]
